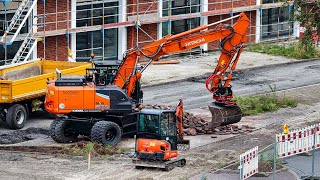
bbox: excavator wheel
[208,104,242,129]
[50,119,79,143]
[91,121,122,147]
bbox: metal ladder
[1,0,38,44]
[10,29,41,64]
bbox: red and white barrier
[276,124,320,158]
[240,146,259,180]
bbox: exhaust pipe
[56,68,61,80]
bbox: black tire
[91,121,122,147]
[50,119,59,140]
[6,104,27,129]
[50,120,79,143]
[0,112,6,122]
[47,113,57,119]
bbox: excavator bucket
[208,105,242,129]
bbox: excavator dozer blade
[177,139,190,151]
[208,105,242,129]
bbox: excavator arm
[113,13,250,106]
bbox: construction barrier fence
[274,123,320,179]
[276,124,320,158]
[239,146,259,180]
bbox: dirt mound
[0,127,50,144]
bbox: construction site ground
[0,51,320,180]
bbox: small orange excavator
[45,13,250,150]
[132,99,187,171]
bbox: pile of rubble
[144,104,256,136]
[182,111,256,136]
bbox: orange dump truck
[0,60,91,129]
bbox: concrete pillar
[255,0,261,43]
[71,0,76,60]
[33,2,37,60]
[293,21,300,38]
[157,0,163,39]
[293,5,300,39]
[200,0,208,51]
[118,0,127,60]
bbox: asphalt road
[143,59,320,110]
[285,150,320,178]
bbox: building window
[162,0,200,37]
[0,9,30,36]
[162,18,200,37]
[262,0,286,4]
[261,6,294,40]
[0,10,30,62]
[76,1,118,61]
[0,41,23,64]
[163,0,200,17]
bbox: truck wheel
[1,112,6,122]
[91,121,122,147]
[47,113,57,119]
[6,104,27,129]
[50,120,79,143]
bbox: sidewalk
[190,169,298,180]
[284,150,320,179]
[141,51,309,87]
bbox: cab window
[160,112,176,136]
[138,114,159,134]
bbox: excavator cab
[133,109,187,170]
[85,62,119,86]
[136,109,178,159]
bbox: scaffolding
[0,0,298,66]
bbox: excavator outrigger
[45,13,250,147]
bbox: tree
[287,0,320,51]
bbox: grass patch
[235,92,297,116]
[63,141,130,157]
[258,152,283,172]
[228,151,283,172]
[248,43,320,59]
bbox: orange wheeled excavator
[45,13,250,148]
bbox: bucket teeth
[208,105,242,129]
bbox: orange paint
[137,138,178,160]
[45,82,110,114]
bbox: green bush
[235,93,297,116]
[248,43,320,59]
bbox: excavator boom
[113,13,250,100]
[113,13,250,128]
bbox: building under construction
[0,0,298,65]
